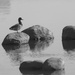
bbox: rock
[22,25,54,41]
[2,32,30,45]
[19,61,43,73]
[43,57,65,70]
[62,25,75,40]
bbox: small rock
[2,32,30,45]
[43,57,65,70]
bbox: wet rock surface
[22,25,54,41]
[2,32,30,45]
[62,25,75,40]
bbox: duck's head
[18,17,23,20]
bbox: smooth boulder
[22,25,54,41]
[62,26,75,40]
[2,32,30,45]
[43,57,65,70]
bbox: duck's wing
[9,24,19,30]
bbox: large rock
[43,57,65,70]
[22,25,54,41]
[2,32,30,45]
[62,26,75,40]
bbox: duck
[9,17,23,32]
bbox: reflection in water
[3,44,30,65]
[62,40,75,51]
[2,39,53,65]
[0,0,10,14]
[20,69,65,75]
[62,40,75,60]
[29,39,53,53]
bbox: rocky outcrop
[43,57,64,71]
[2,32,30,45]
[62,26,75,40]
[22,25,54,41]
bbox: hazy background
[0,0,75,75]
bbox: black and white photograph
[0,0,75,75]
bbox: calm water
[0,0,75,75]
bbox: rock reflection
[0,0,10,14]
[62,40,75,52]
[29,39,53,53]
[62,40,75,60]
[2,38,53,65]
[20,69,65,75]
[3,44,30,65]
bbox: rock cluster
[2,25,54,45]
[19,57,65,74]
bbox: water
[0,0,75,75]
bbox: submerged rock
[22,25,54,41]
[43,57,65,70]
[62,25,75,40]
[2,32,30,45]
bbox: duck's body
[9,17,23,32]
